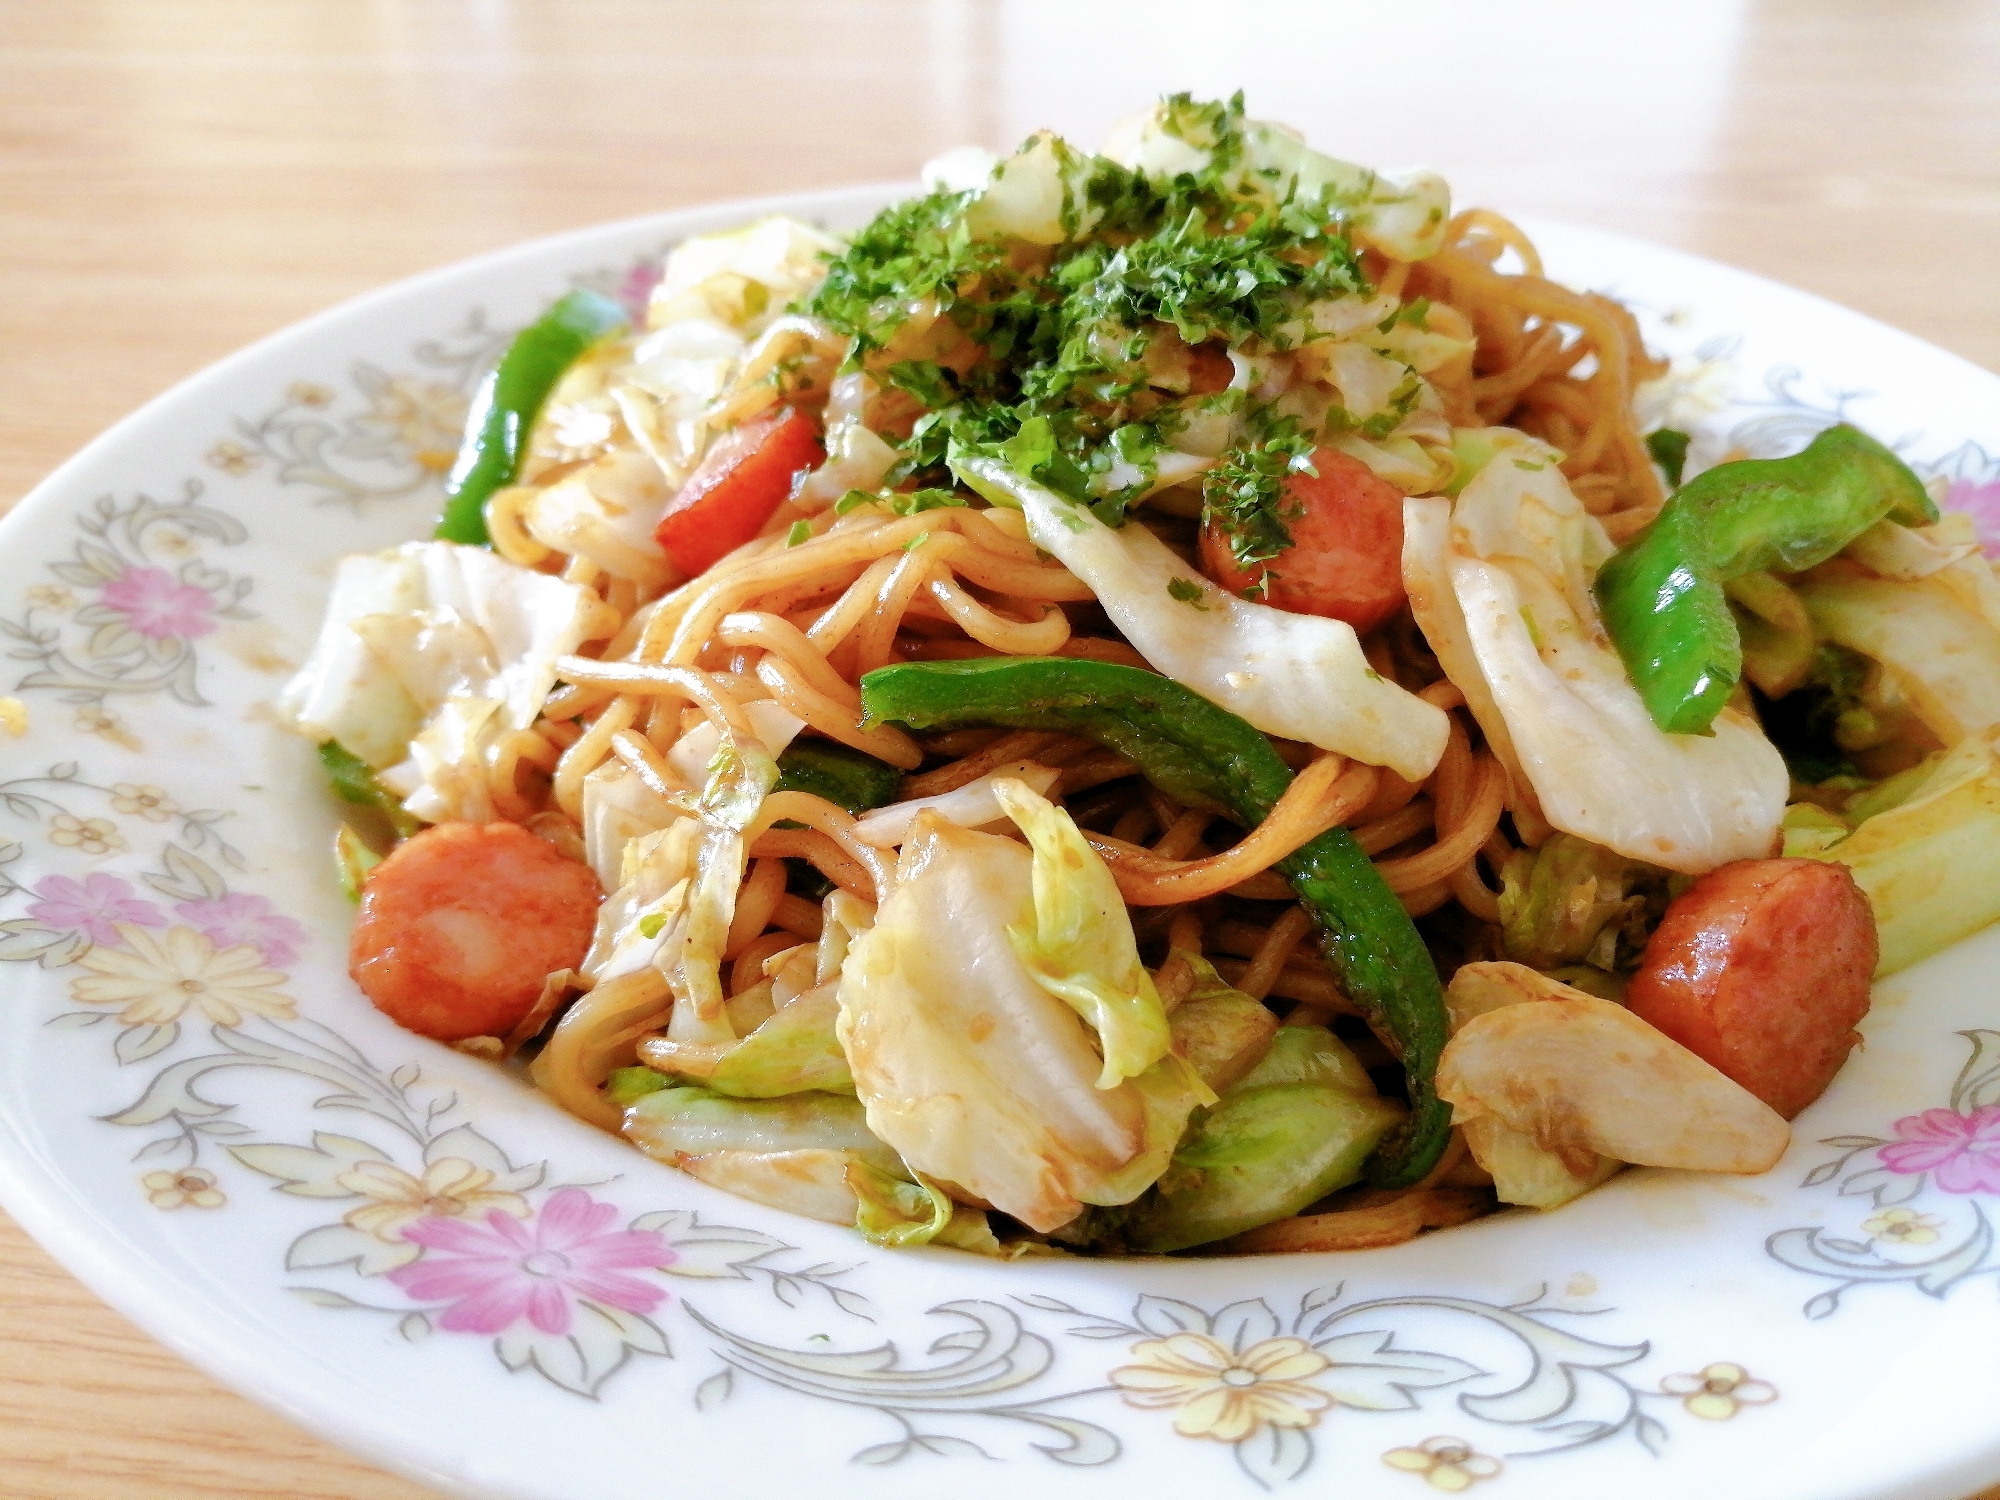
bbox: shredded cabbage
[1100,101,1451,262]
[278,541,613,822]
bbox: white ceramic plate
[4,187,2000,1500]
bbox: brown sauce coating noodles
[467,205,1674,1251]
[1407,211,1668,542]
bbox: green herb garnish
[1645,428,1692,488]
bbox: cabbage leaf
[579,819,698,985]
[665,700,805,791]
[622,1086,903,1174]
[1232,1024,1376,1096]
[836,818,1198,1232]
[1164,957,1279,1095]
[656,731,781,1046]
[954,453,1449,781]
[669,1146,1003,1252]
[1805,726,2000,974]
[992,777,1173,1089]
[1402,431,1788,873]
[1497,832,1675,974]
[703,983,855,1098]
[521,449,675,590]
[853,761,1059,848]
[1799,575,2000,749]
[278,541,614,824]
[580,761,683,893]
[1436,963,1790,1194]
[584,720,784,1044]
[1099,99,1451,262]
[1120,1023,1400,1252]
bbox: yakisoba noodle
[480,218,1598,1248]
[296,95,1942,1258]
[1410,211,1668,537]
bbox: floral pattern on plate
[1768,1029,2000,1318]
[0,484,253,712]
[0,754,876,1398]
[199,250,665,511]
[205,319,503,508]
[1,201,1998,1500]
[0,751,1794,1470]
[682,1280,1786,1487]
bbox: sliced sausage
[654,405,824,575]
[351,821,602,1042]
[1625,858,1877,1119]
[1199,447,1407,633]
[1185,340,1235,396]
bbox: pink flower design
[174,892,306,968]
[27,873,166,946]
[1945,478,2000,558]
[1878,1106,2000,1194]
[100,567,217,640]
[385,1189,671,1336]
[617,261,663,323]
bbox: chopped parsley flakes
[795,93,1392,569]
[834,486,969,518]
[1645,427,1692,489]
[1200,413,1319,571]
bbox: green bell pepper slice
[1595,424,1935,736]
[774,739,903,813]
[859,655,1452,1188]
[434,288,628,546]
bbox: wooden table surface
[3,2,1998,1496]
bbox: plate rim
[1,185,1997,1500]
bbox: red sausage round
[351,822,602,1043]
[1626,858,1877,1119]
[1199,447,1407,633]
[1185,340,1235,395]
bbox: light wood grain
[2,2,1997,1497]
